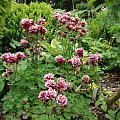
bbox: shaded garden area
[0,0,120,120]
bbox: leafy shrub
[0,0,12,39]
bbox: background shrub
[0,0,13,39]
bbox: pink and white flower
[44,73,54,82]
[82,75,90,84]
[38,91,50,102]
[45,80,56,89]
[21,18,34,30]
[75,48,84,58]
[20,38,28,47]
[68,57,81,67]
[16,52,25,61]
[55,55,66,64]
[56,94,68,106]
[38,19,45,25]
[28,24,39,34]
[47,88,57,100]
[57,77,68,92]
[89,54,101,66]
[38,88,57,101]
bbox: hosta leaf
[41,41,56,53]
[51,38,62,50]
[101,105,107,112]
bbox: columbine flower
[82,75,90,84]
[68,57,81,67]
[57,77,68,92]
[39,26,47,35]
[2,72,9,78]
[21,18,34,30]
[80,20,87,27]
[38,19,45,25]
[38,88,57,102]
[44,73,54,82]
[89,54,101,66]
[1,52,25,64]
[16,52,25,61]
[23,98,28,105]
[54,11,61,19]
[38,91,50,102]
[55,55,66,64]
[20,38,28,47]
[28,24,39,34]
[21,111,27,120]
[1,53,10,62]
[56,94,68,106]
[6,68,13,74]
[75,48,84,58]
[45,80,56,89]
[7,54,18,64]
[47,88,57,100]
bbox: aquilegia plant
[1,12,102,120]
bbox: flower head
[28,24,39,34]
[20,38,28,47]
[75,48,84,58]
[89,54,101,66]
[47,88,57,100]
[68,57,81,67]
[38,19,45,25]
[21,19,34,30]
[45,80,56,89]
[82,75,90,84]
[38,88,57,102]
[55,55,66,64]
[44,73,54,82]
[16,52,25,61]
[57,77,68,92]
[56,94,68,106]
[38,91,50,102]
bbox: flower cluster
[38,73,72,106]
[89,54,101,66]
[54,11,87,36]
[1,52,25,64]
[21,18,47,35]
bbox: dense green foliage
[0,0,12,39]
